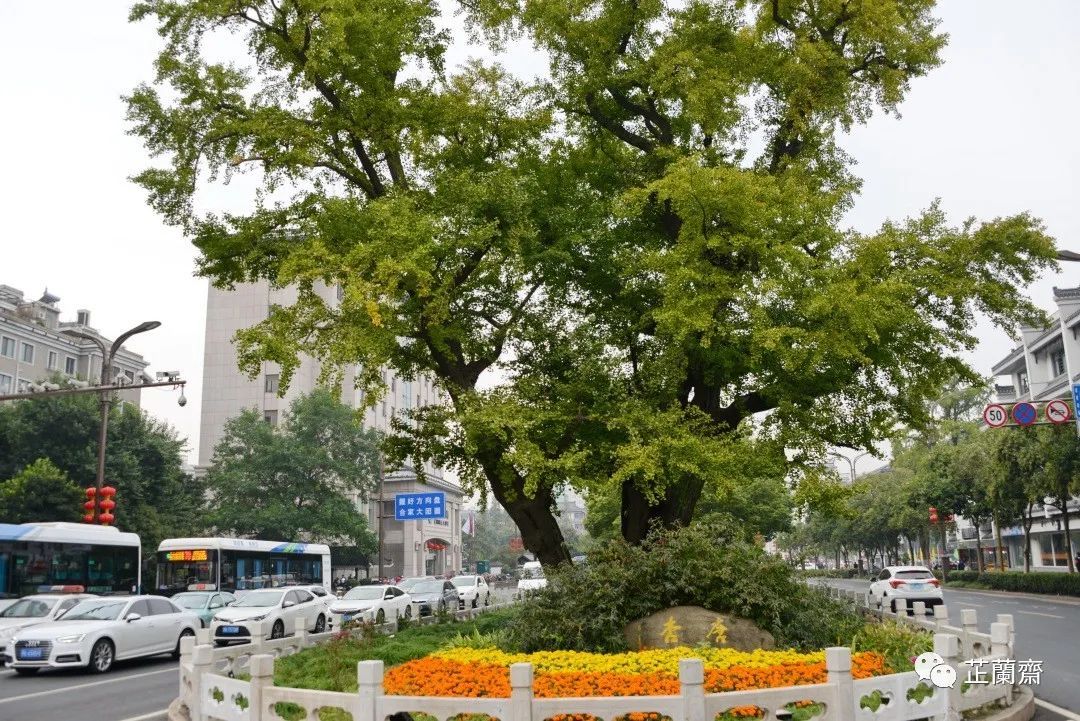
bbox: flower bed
[383,646,890,698]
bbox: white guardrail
[176,590,1020,721]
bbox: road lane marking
[115,710,168,721]
[1016,610,1064,619]
[1035,698,1080,721]
[0,667,174,704]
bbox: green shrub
[943,570,1080,596]
[505,520,864,653]
[851,620,933,673]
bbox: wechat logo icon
[914,652,956,688]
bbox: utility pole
[376,453,385,582]
[62,321,162,522]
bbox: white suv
[211,588,328,645]
[868,566,943,613]
[450,575,491,609]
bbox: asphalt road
[813,578,1080,716]
[0,654,175,721]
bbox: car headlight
[57,634,85,644]
[212,616,225,623]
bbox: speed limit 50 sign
[983,404,1008,428]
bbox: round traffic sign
[1012,402,1037,427]
[1046,399,1071,425]
[983,404,1008,428]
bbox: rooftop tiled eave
[991,346,1026,376]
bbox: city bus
[155,538,332,595]
[0,522,141,602]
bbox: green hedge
[797,568,862,579]
[944,570,1080,596]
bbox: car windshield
[896,570,934,580]
[451,576,475,587]
[0,598,56,618]
[62,600,128,621]
[398,578,428,591]
[343,587,386,601]
[232,591,284,608]
[171,593,211,609]
[411,581,442,594]
[522,566,545,579]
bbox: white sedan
[212,588,329,645]
[451,575,491,609]
[0,594,96,665]
[9,596,200,674]
[868,565,943,613]
[329,585,411,626]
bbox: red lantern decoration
[99,499,116,511]
[929,507,939,524]
[83,500,95,511]
[100,485,117,498]
[85,487,96,498]
[83,513,94,523]
[98,512,115,525]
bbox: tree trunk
[994,518,1006,571]
[1061,496,1076,573]
[474,439,570,568]
[1022,504,1034,573]
[975,527,984,573]
[620,475,706,545]
[907,538,915,564]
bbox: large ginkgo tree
[127,0,1056,566]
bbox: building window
[336,285,345,302]
[64,357,77,375]
[1017,372,1030,395]
[1051,349,1067,377]
[382,400,387,417]
[16,379,31,393]
[20,342,34,364]
[265,374,279,393]
[47,351,58,370]
[0,374,11,394]
[403,380,412,410]
[263,410,278,425]
[0,337,14,358]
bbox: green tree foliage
[0,393,201,554]
[127,0,1058,564]
[204,389,380,548]
[462,504,523,570]
[0,459,84,524]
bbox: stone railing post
[912,601,926,617]
[189,643,215,721]
[510,662,534,721]
[357,659,384,721]
[249,620,266,656]
[196,628,211,645]
[826,647,855,721]
[934,604,950,631]
[894,598,908,617]
[248,654,275,719]
[934,634,963,721]
[293,617,308,650]
[960,609,978,658]
[995,614,1015,656]
[990,622,1013,704]
[179,635,197,708]
[680,659,705,721]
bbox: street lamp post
[62,321,161,522]
[829,450,872,485]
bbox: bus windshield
[0,526,141,599]
[156,551,215,594]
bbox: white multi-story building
[199,280,463,578]
[987,285,1080,571]
[0,284,150,405]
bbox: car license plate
[342,614,354,623]
[909,584,926,591]
[18,648,43,660]
[221,626,240,634]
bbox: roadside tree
[127,0,1057,565]
[204,389,380,550]
[0,459,83,524]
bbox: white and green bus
[155,537,331,595]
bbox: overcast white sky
[1,1,1077,470]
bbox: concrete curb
[167,697,189,721]
[971,686,1035,721]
